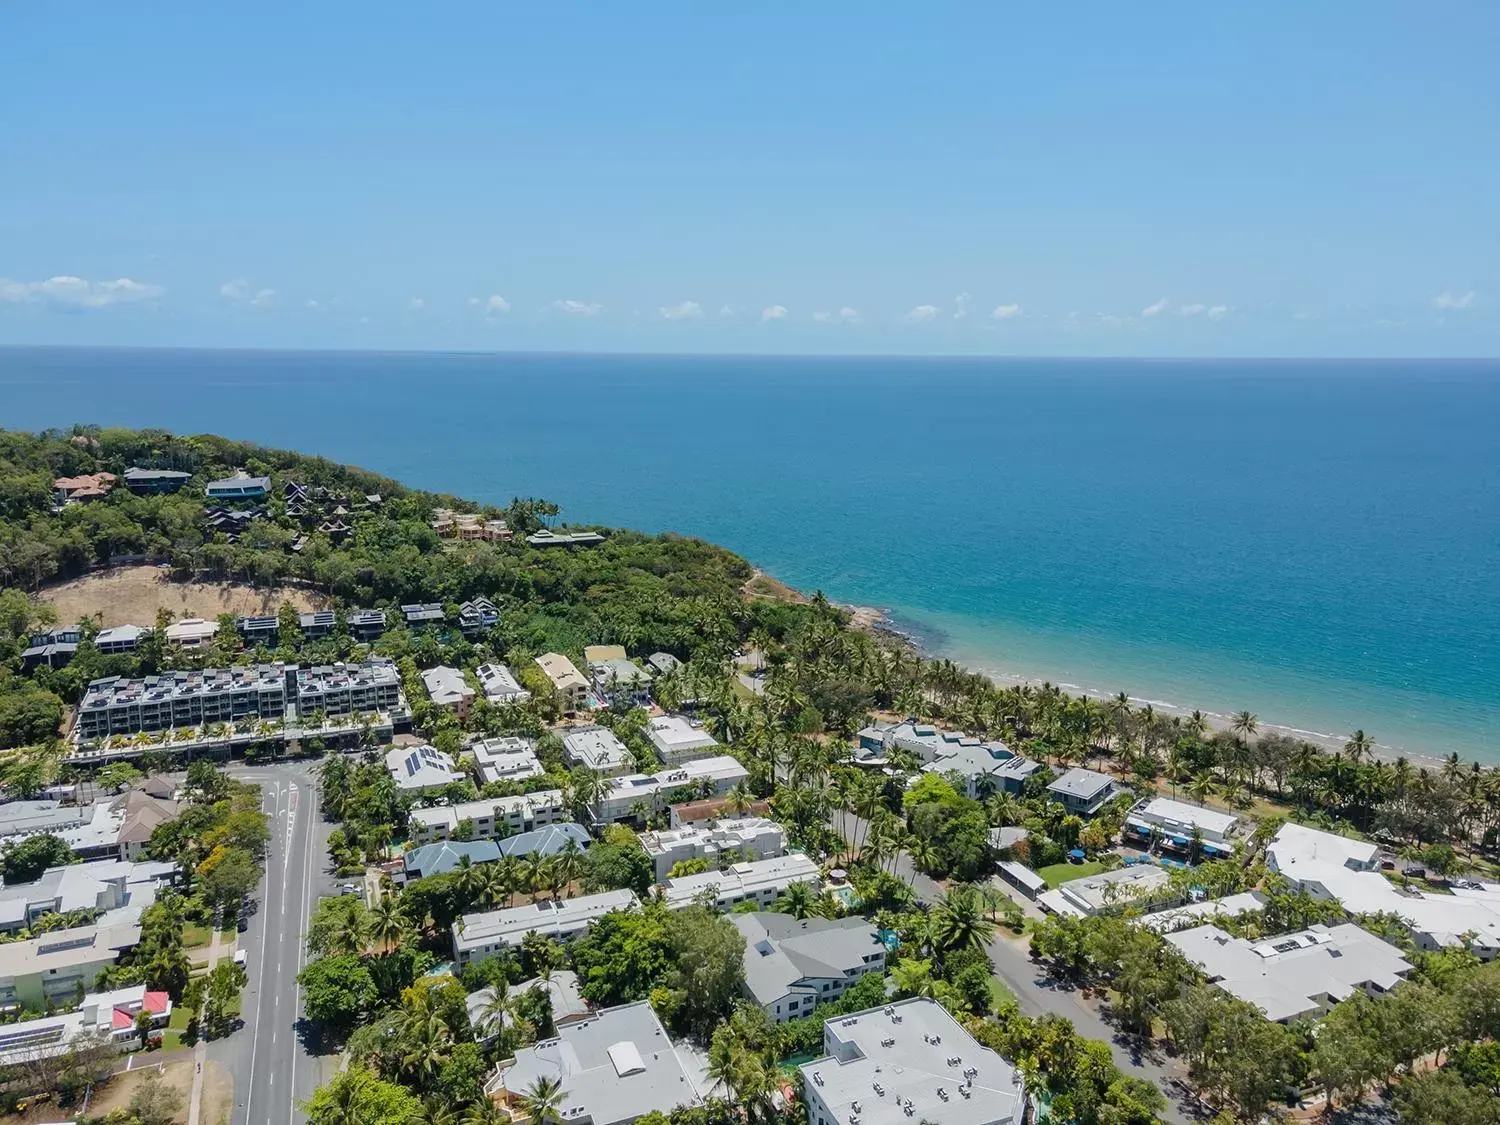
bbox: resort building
[122,467,190,494]
[588,655,653,708]
[562,726,632,775]
[467,736,543,785]
[347,609,387,641]
[661,853,822,912]
[1137,892,1268,934]
[384,744,463,793]
[52,472,117,504]
[526,528,606,547]
[1036,864,1180,919]
[536,652,591,712]
[0,984,171,1068]
[1166,923,1414,1023]
[857,721,1042,798]
[93,624,148,654]
[430,509,511,542]
[0,859,176,933]
[800,998,1027,1125]
[644,715,721,766]
[592,756,751,825]
[731,912,886,1023]
[292,659,402,719]
[669,794,771,827]
[458,597,500,635]
[639,817,785,882]
[76,666,287,742]
[485,1001,702,1124]
[0,922,142,1010]
[475,662,531,705]
[402,839,502,880]
[203,470,270,499]
[1123,797,1239,856]
[452,890,639,962]
[1045,767,1120,816]
[408,789,568,845]
[162,617,219,648]
[420,665,475,720]
[401,603,446,627]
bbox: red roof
[143,990,170,1014]
[111,991,169,1029]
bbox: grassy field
[42,565,325,627]
[1036,860,1105,888]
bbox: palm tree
[555,838,585,891]
[400,1004,453,1083]
[1188,771,1217,807]
[726,779,754,816]
[369,895,407,954]
[907,835,940,878]
[1344,729,1374,765]
[496,854,523,906]
[932,885,994,953]
[1230,710,1258,746]
[474,980,510,1041]
[517,1076,566,1125]
[453,855,484,905]
[772,880,829,920]
[329,904,368,957]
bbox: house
[347,609,386,642]
[526,529,605,547]
[1166,923,1415,1024]
[648,652,682,677]
[122,467,190,495]
[0,922,141,1010]
[298,611,336,639]
[669,795,771,827]
[203,470,270,500]
[236,616,280,646]
[475,662,531,705]
[21,626,81,669]
[485,1001,702,1125]
[0,984,171,1067]
[592,756,750,825]
[562,726,632,775]
[589,657,653,707]
[408,790,568,845]
[644,715,721,767]
[1123,797,1239,857]
[1045,767,1120,816]
[536,653,591,712]
[402,840,502,880]
[661,854,822,912]
[430,509,511,542]
[1037,864,1179,918]
[93,625,148,655]
[731,912,887,1023]
[640,817,785,882]
[401,603,446,628]
[857,721,1042,798]
[467,736,542,785]
[114,790,181,860]
[452,890,638,962]
[458,597,500,635]
[989,826,1029,854]
[163,618,219,648]
[52,472,117,504]
[497,822,592,860]
[384,745,463,793]
[800,998,1027,1125]
[467,971,589,1041]
[421,666,475,720]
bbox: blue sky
[1,3,1496,357]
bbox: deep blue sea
[3,347,1498,763]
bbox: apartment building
[476,662,531,705]
[420,666,475,720]
[453,890,638,962]
[592,756,750,825]
[292,660,402,719]
[468,737,543,785]
[562,726,632,775]
[732,913,887,1023]
[76,666,287,742]
[536,653,591,712]
[639,817,785,882]
[408,790,568,845]
[644,715,721,766]
[0,923,141,1010]
[661,854,822,912]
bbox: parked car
[1402,865,1426,878]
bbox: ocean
[2,346,1498,763]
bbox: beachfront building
[467,736,543,785]
[204,470,269,500]
[408,790,568,845]
[800,997,1028,1125]
[1166,923,1414,1024]
[162,617,219,648]
[93,624,148,655]
[536,652,591,712]
[475,662,531,705]
[526,528,606,548]
[857,720,1042,798]
[485,1000,702,1125]
[1046,767,1120,816]
[661,854,822,912]
[639,817,785,882]
[0,922,141,1010]
[731,912,886,1023]
[458,597,500,635]
[1037,864,1180,919]
[562,726,632,775]
[452,890,638,962]
[644,715,721,766]
[592,756,750,825]
[122,467,190,494]
[385,744,463,794]
[420,665,475,720]
[1123,797,1239,857]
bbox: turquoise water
[2,347,1498,762]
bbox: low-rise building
[52,472,117,504]
[0,984,171,1068]
[0,859,175,933]
[403,839,502,880]
[1037,864,1179,918]
[122,467,190,494]
[421,666,475,720]
[486,1000,702,1124]
[1166,922,1414,1023]
[640,817,785,882]
[475,662,531,706]
[385,745,463,793]
[732,912,886,1023]
[1046,767,1120,816]
[93,624,148,654]
[857,721,1042,798]
[536,653,591,712]
[996,860,1048,901]
[467,969,590,1041]
[298,611,336,638]
[562,726,632,775]
[661,854,822,912]
[458,597,500,635]
[408,790,568,845]
[468,736,543,785]
[1137,892,1268,934]
[800,998,1027,1125]
[347,609,387,642]
[401,603,446,627]
[453,890,638,962]
[669,795,771,827]
[593,756,750,825]
[589,657,653,708]
[647,652,682,677]
[1123,797,1239,856]
[204,470,270,499]
[162,617,219,648]
[21,627,80,670]
[0,922,141,1010]
[526,528,605,548]
[644,715,721,766]
[236,616,280,646]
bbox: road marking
[290,774,316,1124]
[243,779,283,1125]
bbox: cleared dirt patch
[0,1056,221,1125]
[42,566,326,627]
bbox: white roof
[644,715,719,755]
[476,663,530,701]
[1045,864,1173,915]
[467,737,543,784]
[420,666,473,706]
[409,789,566,833]
[1267,822,1380,873]
[1129,797,1238,838]
[384,744,462,791]
[1137,892,1266,933]
[163,618,218,641]
[455,890,638,953]
[662,853,821,909]
[563,727,631,772]
[1046,766,1116,800]
[537,652,588,692]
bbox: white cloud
[0,276,165,308]
[1207,305,1228,320]
[250,288,275,307]
[660,300,702,321]
[718,304,735,318]
[219,280,249,301]
[904,304,940,322]
[485,295,510,314]
[468,297,480,307]
[761,305,788,321]
[839,307,859,322]
[305,299,320,310]
[953,292,972,320]
[551,299,602,316]
[1099,313,1136,328]
[408,297,425,311]
[1141,298,1169,317]
[990,303,1021,320]
[1433,290,1476,310]
[219,279,274,307]
[811,310,832,322]
[1177,303,1206,317]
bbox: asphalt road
[832,811,1200,1124]
[214,760,336,1125]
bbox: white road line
[243,780,283,1125]
[289,776,315,1124]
